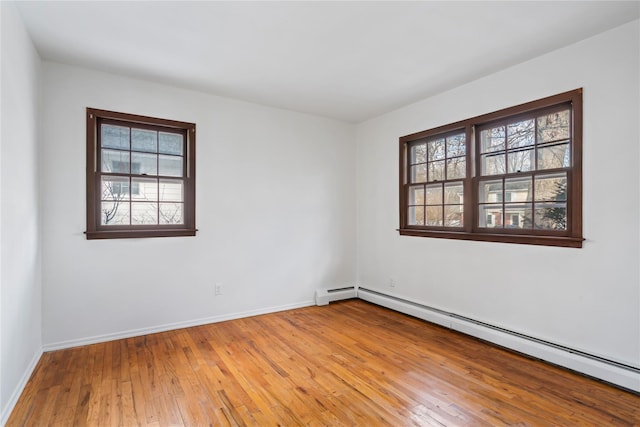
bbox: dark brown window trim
[85,228,197,240]
[86,108,197,240]
[397,229,584,248]
[399,89,583,248]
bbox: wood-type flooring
[7,300,640,426]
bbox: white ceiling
[15,1,640,122]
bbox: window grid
[476,104,572,233]
[98,122,186,227]
[406,131,467,229]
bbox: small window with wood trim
[399,89,582,248]
[86,108,196,239]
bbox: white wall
[40,62,357,347]
[0,1,42,422]
[356,20,640,368]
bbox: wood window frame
[86,108,197,239]
[399,89,583,248]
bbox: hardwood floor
[7,300,640,426]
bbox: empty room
[1,1,639,425]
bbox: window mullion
[502,177,506,229]
[128,127,133,225]
[465,125,474,232]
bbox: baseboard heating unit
[319,286,640,393]
[315,286,357,306]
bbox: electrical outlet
[214,284,222,296]
[389,278,396,288]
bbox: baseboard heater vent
[315,286,357,306]
[357,287,640,393]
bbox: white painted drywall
[355,20,640,368]
[0,1,42,420]
[40,62,357,346]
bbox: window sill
[85,228,197,240]
[398,228,583,248]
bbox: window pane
[102,125,129,150]
[535,173,567,201]
[410,143,427,164]
[132,177,158,201]
[410,164,427,183]
[425,184,442,205]
[507,119,534,148]
[101,149,130,173]
[158,154,183,178]
[505,203,532,229]
[479,204,502,228]
[132,202,158,224]
[480,126,505,153]
[428,160,445,181]
[102,176,130,201]
[481,153,505,175]
[505,177,532,202]
[159,179,184,202]
[446,133,465,157]
[534,203,567,230]
[409,185,424,205]
[101,201,130,225]
[479,180,502,203]
[446,157,465,179]
[159,203,184,224]
[426,206,443,226]
[444,182,463,204]
[408,206,424,225]
[537,109,570,143]
[537,143,570,170]
[427,138,445,161]
[444,205,463,227]
[507,148,534,173]
[131,152,158,176]
[159,132,184,155]
[131,128,157,153]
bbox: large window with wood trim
[86,108,196,239]
[399,89,582,248]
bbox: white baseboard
[42,299,315,352]
[357,287,640,393]
[1,348,43,426]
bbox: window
[399,89,583,248]
[86,108,196,239]
[407,130,467,227]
